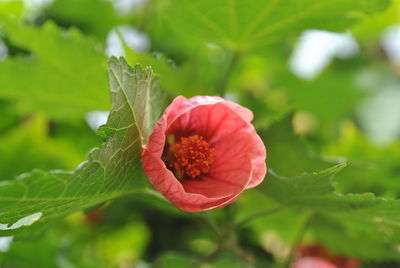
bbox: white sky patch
[356,69,400,146]
[22,0,53,8]
[0,212,43,231]
[108,0,147,16]
[22,0,54,8]
[289,30,359,80]
[382,24,400,67]
[0,236,13,252]
[357,85,400,146]
[105,25,150,57]
[0,41,8,62]
[85,111,109,132]
[22,0,53,18]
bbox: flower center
[170,134,215,179]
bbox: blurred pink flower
[292,257,338,268]
[296,244,361,268]
[141,96,266,212]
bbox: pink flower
[297,244,361,268]
[141,96,266,212]
[292,257,338,268]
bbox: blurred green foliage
[0,0,399,267]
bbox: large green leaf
[262,164,400,260]
[237,114,400,261]
[149,0,389,55]
[0,16,109,119]
[0,58,165,237]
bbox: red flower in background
[141,96,266,212]
[84,208,103,226]
[292,244,361,268]
[292,257,338,268]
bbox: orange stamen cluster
[170,135,215,179]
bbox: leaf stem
[217,51,240,97]
[283,214,313,268]
[202,212,222,238]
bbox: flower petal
[168,103,248,142]
[171,101,266,188]
[182,151,252,199]
[141,151,245,211]
[143,114,167,157]
[219,98,254,122]
[246,128,267,188]
[164,96,221,128]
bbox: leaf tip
[108,56,129,67]
[326,162,347,177]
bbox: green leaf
[261,116,331,177]
[108,57,165,145]
[0,16,109,119]
[0,57,165,237]
[353,0,400,42]
[323,121,400,198]
[0,100,20,134]
[44,0,126,39]
[312,212,400,260]
[265,164,346,204]
[0,1,24,17]
[124,44,229,96]
[96,222,150,265]
[263,164,400,260]
[0,114,84,181]
[149,0,389,55]
[237,191,310,260]
[153,252,250,268]
[154,252,194,268]
[279,67,365,121]
[0,232,58,268]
